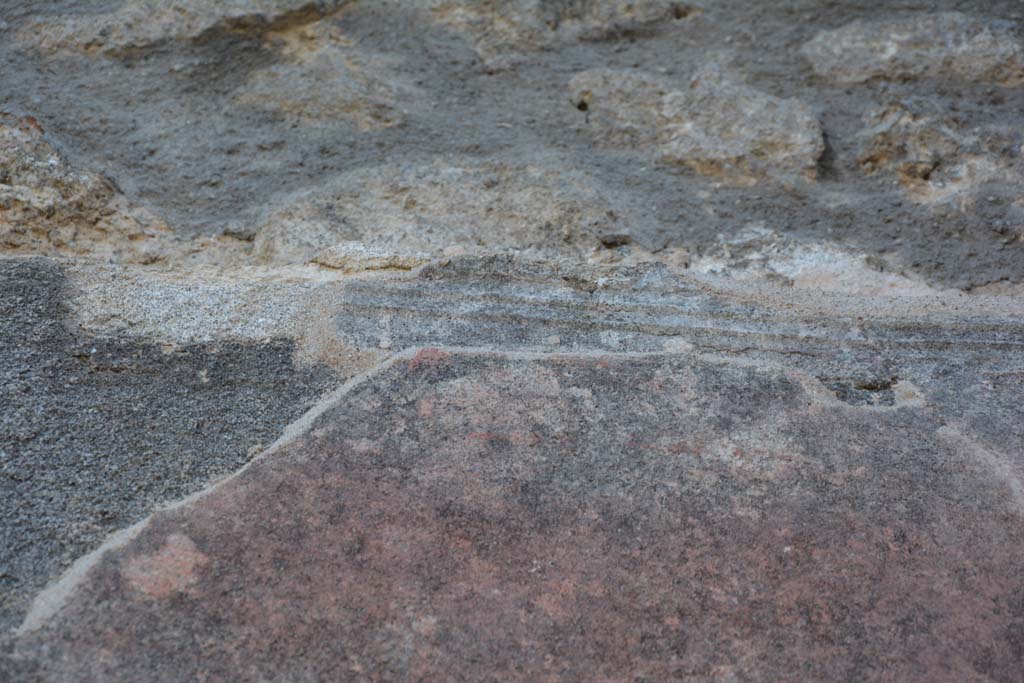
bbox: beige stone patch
[19,0,343,55]
[250,159,625,265]
[310,241,431,273]
[569,64,824,184]
[428,0,692,69]
[689,224,943,297]
[0,113,176,264]
[802,12,1024,86]
[234,39,414,130]
[858,103,1010,206]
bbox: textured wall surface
[1,2,1023,681]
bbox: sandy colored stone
[570,64,824,183]
[19,0,345,56]
[0,113,173,264]
[234,21,417,130]
[251,158,627,265]
[3,1,1021,289]
[858,102,1012,205]
[427,0,693,68]
[802,12,1024,86]
[310,241,431,272]
[234,48,406,130]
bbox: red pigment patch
[409,348,451,370]
[18,353,1024,681]
[121,533,209,600]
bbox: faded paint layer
[10,351,1024,682]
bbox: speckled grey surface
[0,258,341,632]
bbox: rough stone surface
[857,101,1019,206]
[233,21,418,131]
[309,241,430,272]
[6,347,1024,681]
[2,1,1024,680]
[0,258,342,633]
[803,12,1024,86]
[18,0,347,56]
[0,114,173,263]
[3,1,1023,287]
[249,157,649,265]
[427,0,693,69]
[571,64,825,183]
[3,254,1023,681]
